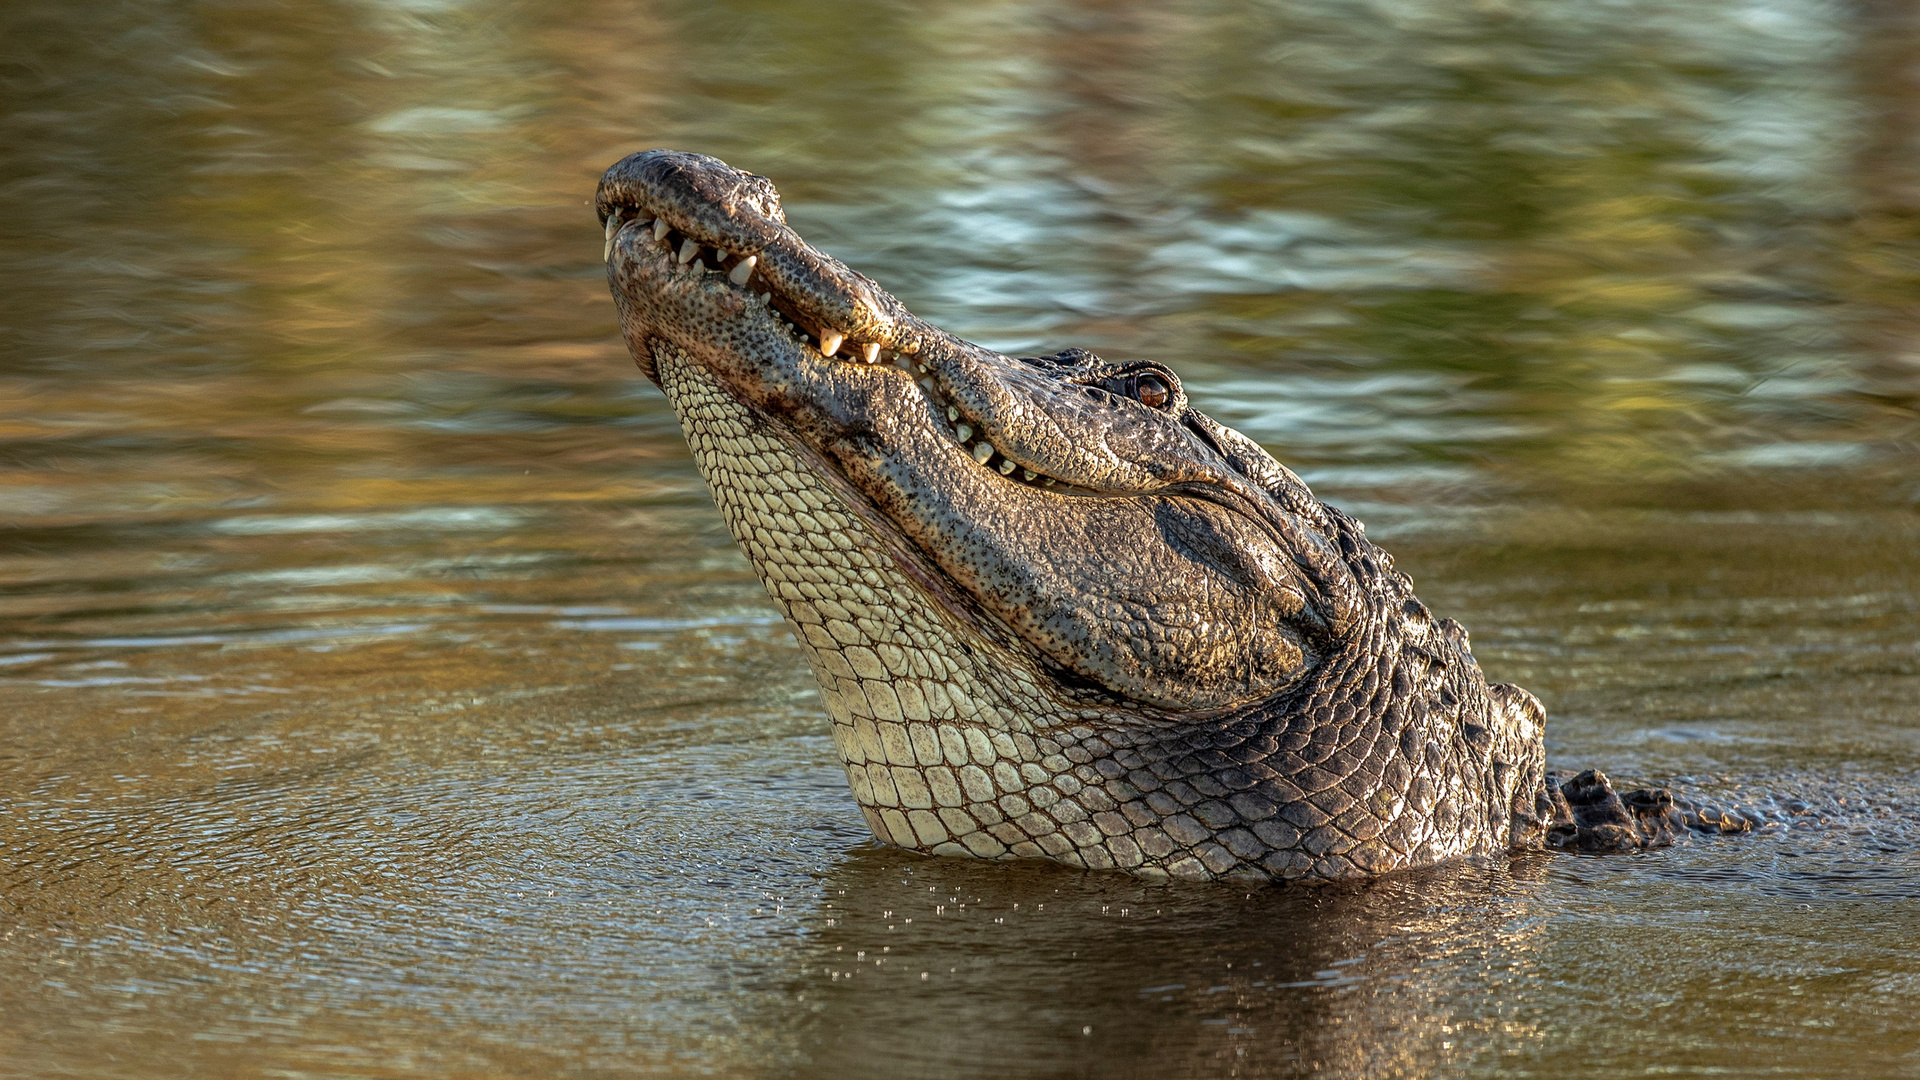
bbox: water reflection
[783,852,1553,1078]
[5,0,1920,1074]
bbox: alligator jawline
[604,201,1105,499]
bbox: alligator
[594,149,1751,882]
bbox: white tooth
[946,407,958,422]
[999,459,1017,475]
[817,329,844,356]
[678,238,699,264]
[1022,469,1037,480]
[859,342,880,364]
[653,218,670,241]
[603,216,620,260]
[954,424,972,442]
[971,442,994,464]
[730,255,756,285]
[1043,477,1056,486]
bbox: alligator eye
[1134,374,1170,409]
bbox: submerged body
[595,150,1700,882]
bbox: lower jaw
[649,339,1043,675]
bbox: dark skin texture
[595,150,1729,881]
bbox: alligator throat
[596,149,1690,882]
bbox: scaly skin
[594,150,1706,882]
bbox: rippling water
[4,0,1920,1076]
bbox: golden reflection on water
[4,0,1920,1076]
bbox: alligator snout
[597,149,915,358]
[595,149,788,250]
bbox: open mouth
[602,202,1083,493]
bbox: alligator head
[596,149,1555,881]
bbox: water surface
[3,0,1919,1076]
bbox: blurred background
[3,0,1919,1077]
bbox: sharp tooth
[946,407,958,422]
[1043,477,1056,486]
[678,239,699,264]
[729,255,756,285]
[859,342,880,363]
[971,442,994,464]
[954,424,972,442]
[603,216,620,260]
[817,329,844,357]
[653,218,670,241]
[998,458,1017,475]
[1022,469,1037,480]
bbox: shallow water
[4,0,1920,1076]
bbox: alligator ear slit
[1184,416,1226,456]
